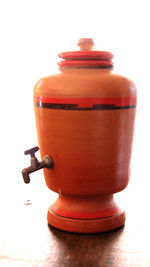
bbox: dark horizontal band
[35,102,136,110]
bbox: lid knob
[77,38,94,50]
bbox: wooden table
[0,168,150,267]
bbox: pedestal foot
[47,194,125,233]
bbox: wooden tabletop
[0,168,150,267]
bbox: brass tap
[22,146,53,183]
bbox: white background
[0,0,150,207]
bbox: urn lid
[58,38,113,68]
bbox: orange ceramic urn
[22,38,137,233]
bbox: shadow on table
[46,224,125,267]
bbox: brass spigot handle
[24,146,39,156]
[22,146,53,184]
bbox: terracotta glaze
[32,38,137,233]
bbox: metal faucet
[22,146,53,183]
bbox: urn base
[47,194,125,233]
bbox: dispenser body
[34,69,136,196]
[30,38,137,233]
